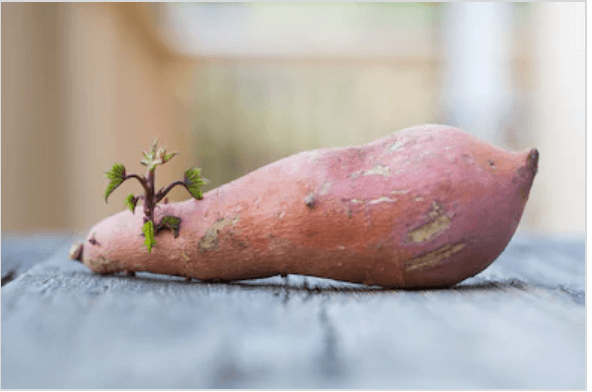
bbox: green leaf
[104,163,126,203]
[141,138,159,166]
[159,216,181,238]
[163,151,179,163]
[184,168,208,199]
[124,193,137,213]
[142,221,156,253]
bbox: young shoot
[104,138,209,252]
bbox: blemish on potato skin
[407,215,451,243]
[304,192,316,208]
[518,183,530,201]
[404,243,466,272]
[343,195,397,207]
[87,255,118,274]
[407,202,451,243]
[368,197,397,205]
[349,165,391,179]
[364,164,391,177]
[389,140,406,151]
[88,233,100,246]
[428,201,443,218]
[199,215,240,251]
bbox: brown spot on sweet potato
[88,234,100,246]
[518,183,530,201]
[199,215,240,251]
[428,201,443,218]
[89,255,108,268]
[408,202,451,243]
[87,255,118,274]
[404,243,466,272]
[304,192,316,208]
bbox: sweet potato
[73,124,538,288]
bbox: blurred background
[2,2,585,237]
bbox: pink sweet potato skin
[80,124,538,288]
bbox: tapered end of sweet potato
[527,148,539,176]
[69,242,83,262]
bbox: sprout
[104,139,208,252]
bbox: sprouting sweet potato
[72,124,538,288]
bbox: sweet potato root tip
[79,124,538,289]
[69,242,83,262]
[528,148,539,174]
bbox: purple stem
[144,169,155,224]
[155,181,187,204]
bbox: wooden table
[1,233,585,388]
